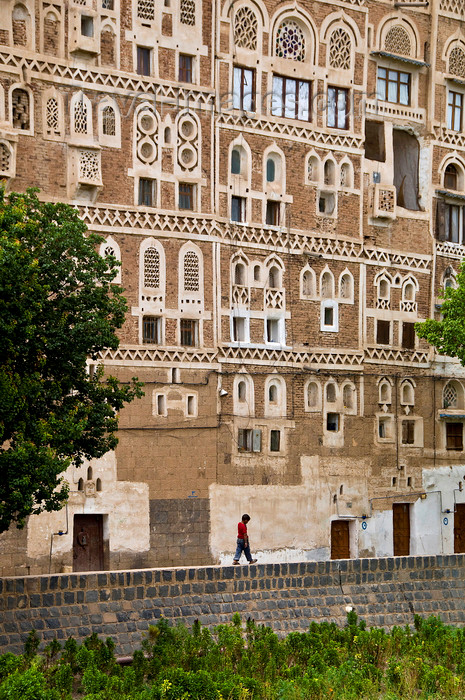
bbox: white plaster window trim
[320,300,339,333]
[230,312,250,344]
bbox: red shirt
[238,521,248,539]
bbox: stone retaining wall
[1,555,465,655]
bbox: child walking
[233,514,257,565]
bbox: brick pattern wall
[1,555,465,656]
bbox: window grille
[275,20,305,61]
[74,96,88,134]
[0,143,10,173]
[183,251,200,292]
[449,47,465,78]
[79,150,100,182]
[444,383,458,408]
[384,26,411,57]
[46,97,59,136]
[102,105,116,136]
[233,7,257,51]
[137,0,154,21]
[329,28,351,70]
[144,247,160,288]
[180,0,195,25]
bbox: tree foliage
[416,261,465,365]
[0,187,143,532]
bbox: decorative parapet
[436,240,465,259]
[439,0,465,15]
[362,99,424,124]
[220,346,364,368]
[98,345,218,365]
[433,126,465,152]
[365,346,430,365]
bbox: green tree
[416,260,465,365]
[0,187,143,532]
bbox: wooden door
[393,503,410,556]
[331,520,350,559]
[73,514,104,572]
[454,504,465,553]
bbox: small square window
[143,316,161,344]
[137,46,151,76]
[231,195,246,222]
[324,306,333,326]
[327,413,339,432]
[446,422,463,450]
[401,420,415,445]
[376,320,390,345]
[81,16,94,37]
[179,54,193,83]
[320,301,338,332]
[270,429,281,452]
[318,192,335,215]
[179,183,194,210]
[139,178,155,206]
[266,201,280,226]
[180,319,198,347]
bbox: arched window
[343,384,355,410]
[268,265,280,288]
[100,26,116,66]
[102,105,116,136]
[0,143,11,175]
[253,264,260,282]
[238,380,246,402]
[449,46,465,79]
[266,158,276,183]
[384,25,411,57]
[307,155,319,183]
[324,160,335,186]
[144,247,160,289]
[183,251,200,292]
[45,96,61,138]
[234,262,246,286]
[306,381,321,411]
[231,148,241,174]
[379,278,390,299]
[96,478,102,492]
[164,127,171,144]
[326,383,337,403]
[269,383,278,403]
[233,6,258,51]
[403,281,415,302]
[275,19,306,61]
[401,381,414,406]
[12,4,29,47]
[329,28,351,70]
[71,93,92,136]
[444,163,458,190]
[302,268,315,297]
[339,272,353,300]
[87,466,93,480]
[379,379,392,404]
[100,236,121,284]
[340,162,352,188]
[43,10,60,55]
[78,478,84,491]
[321,271,334,298]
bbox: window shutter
[252,429,261,452]
[436,199,446,241]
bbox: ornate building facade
[1,0,465,575]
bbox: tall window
[271,76,311,121]
[377,67,410,105]
[448,90,463,132]
[266,201,280,226]
[11,88,30,131]
[179,183,194,210]
[179,54,193,83]
[102,105,116,136]
[180,319,198,346]
[444,164,458,190]
[231,196,246,222]
[183,251,200,292]
[137,46,151,76]
[231,148,241,174]
[233,66,255,111]
[327,87,348,129]
[143,316,161,344]
[446,423,463,451]
[444,203,464,243]
[139,178,155,206]
[143,247,160,288]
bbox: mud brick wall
[2,555,465,656]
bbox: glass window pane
[242,69,254,111]
[284,79,296,118]
[399,82,409,105]
[271,76,283,116]
[298,81,309,120]
[377,76,386,101]
[337,89,346,127]
[388,79,397,103]
[266,158,275,182]
[233,67,241,109]
[448,103,454,130]
[451,206,460,243]
[327,88,336,127]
